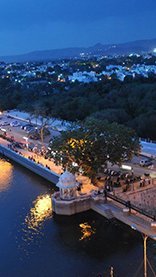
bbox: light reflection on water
[25,194,52,232]
[0,159,13,192]
[79,222,96,241]
[20,194,52,252]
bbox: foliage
[30,100,52,144]
[0,71,156,140]
[48,119,140,178]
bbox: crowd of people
[100,168,151,192]
[8,142,52,171]
[7,141,152,193]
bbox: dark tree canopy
[0,70,156,140]
[48,119,140,178]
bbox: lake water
[0,157,155,277]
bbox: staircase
[91,203,114,219]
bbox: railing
[106,192,156,221]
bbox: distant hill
[1,38,156,63]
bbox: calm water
[0,157,155,277]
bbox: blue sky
[0,0,156,55]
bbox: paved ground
[0,113,60,147]
[92,197,156,240]
[141,141,156,157]
[0,137,97,194]
[107,162,156,178]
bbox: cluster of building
[69,64,156,83]
[0,52,156,86]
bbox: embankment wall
[0,144,59,184]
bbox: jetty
[52,171,156,241]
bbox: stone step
[91,203,114,219]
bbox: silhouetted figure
[126,201,131,213]
[104,189,107,202]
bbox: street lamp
[110,266,114,277]
[131,224,156,277]
[23,136,29,148]
[143,234,148,277]
[1,128,7,136]
[1,128,6,132]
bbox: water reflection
[79,222,95,241]
[25,194,52,232]
[0,159,13,192]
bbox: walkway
[0,137,97,194]
[92,197,156,240]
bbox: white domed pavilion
[56,171,78,200]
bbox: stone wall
[0,144,59,184]
[52,195,91,215]
[125,187,156,214]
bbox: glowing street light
[1,128,6,132]
[23,136,29,148]
[121,164,132,171]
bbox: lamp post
[110,266,114,277]
[23,136,29,148]
[1,128,7,137]
[131,226,148,277]
[143,234,148,277]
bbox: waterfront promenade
[1,135,156,242]
[0,137,96,194]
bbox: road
[0,113,156,178]
[107,162,156,178]
[0,113,60,148]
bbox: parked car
[21,125,25,130]
[10,121,20,127]
[24,125,34,131]
[140,159,153,167]
[1,121,10,126]
[21,124,33,130]
[26,127,35,133]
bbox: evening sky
[0,0,156,55]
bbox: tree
[48,119,140,180]
[31,100,52,145]
[87,109,130,124]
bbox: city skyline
[0,0,156,55]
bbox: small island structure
[52,171,92,215]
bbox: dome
[57,170,78,189]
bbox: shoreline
[0,143,59,184]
